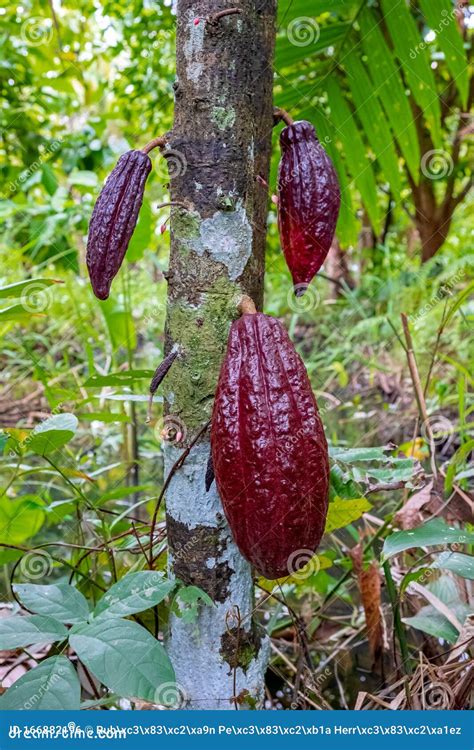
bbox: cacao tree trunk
[161,0,276,709]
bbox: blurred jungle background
[0,0,473,710]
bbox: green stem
[383,560,412,675]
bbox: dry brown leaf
[394,480,434,529]
[349,544,383,663]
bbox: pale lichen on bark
[162,0,276,709]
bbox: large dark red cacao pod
[278,120,340,294]
[211,311,329,579]
[86,150,152,300]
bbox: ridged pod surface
[86,150,152,300]
[278,120,340,294]
[211,312,329,579]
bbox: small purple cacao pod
[277,121,340,294]
[86,150,152,300]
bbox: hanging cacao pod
[86,150,152,300]
[211,301,329,579]
[277,120,340,295]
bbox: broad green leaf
[277,0,354,23]
[0,615,67,650]
[0,496,45,544]
[13,583,90,624]
[310,107,359,246]
[93,572,175,619]
[380,0,442,148]
[275,24,350,70]
[41,164,58,195]
[325,497,372,533]
[127,199,152,262]
[419,0,469,108]
[0,278,62,300]
[359,8,420,181]
[0,304,45,321]
[444,439,474,493]
[403,610,460,643]
[0,656,80,710]
[100,300,136,351]
[326,78,380,233]
[344,52,401,195]
[432,551,474,580]
[403,575,470,643]
[84,370,155,387]
[70,619,175,702]
[330,446,388,463]
[383,518,474,560]
[27,413,78,455]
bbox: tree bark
[161,0,276,709]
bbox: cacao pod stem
[273,107,294,127]
[142,136,167,155]
[146,344,180,423]
[238,294,257,316]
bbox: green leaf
[383,519,474,560]
[325,78,380,233]
[83,370,155,387]
[277,0,354,23]
[344,52,401,195]
[0,656,80,710]
[330,446,389,463]
[325,497,372,533]
[0,303,45,321]
[0,278,62,300]
[432,551,474,580]
[0,615,67,650]
[69,618,175,702]
[380,0,442,148]
[41,164,58,195]
[0,496,45,544]
[13,583,90,624]
[27,413,78,455]
[419,0,469,108]
[127,199,152,262]
[172,585,214,624]
[403,575,470,643]
[403,610,459,643]
[93,572,175,619]
[358,8,420,181]
[275,24,350,70]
